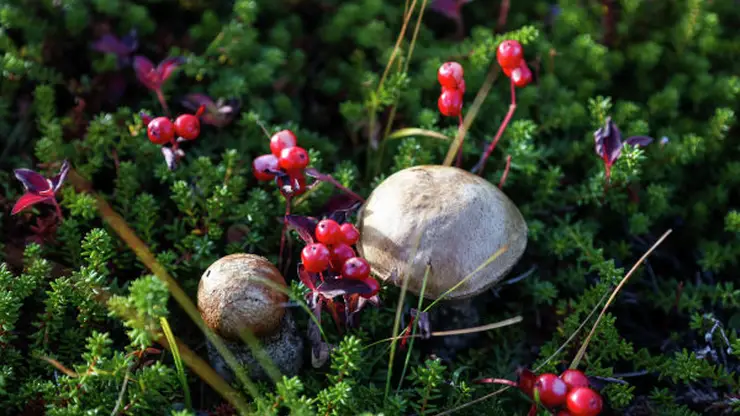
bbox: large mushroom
[356,165,527,353]
[197,253,304,381]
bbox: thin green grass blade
[395,263,431,394]
[160,317,192,410]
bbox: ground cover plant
[1,0,739,415]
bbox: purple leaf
[91,31,137,57]
[316,278,378,298]
[14,169,52,194]
[161,147,184,171]
[322,194,363,223]
[625,136,654,147]
[410,309,432,340]
[285,215,318,244]
[157,57,186,83]
[134,56,158,90]
[593,117,623,167]
[12,193,52,215]
[181,94,239,127]
[429,0,473,20]
[49,160,70,192]
[121,29,138,51]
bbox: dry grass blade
[66,169,253,413]
[570,228,673,369]
[442,63,502,166]
[396,263,431,394]
[376,0,418,93]
[39,356,79,378]
[433,386,510,416]
[370,315,523,346]
[387,128,452,142]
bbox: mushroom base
[426,298,481,360]
[205,310,304,382]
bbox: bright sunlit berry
[147,117,175,145]
[511,62,532,88]
[252,154,279,181]
[279,146,310,171]
[438,88,463,117]
[330,243,355,271]
[566,387,603,416]
[174,114,200,140]
[560,369,590,391]
[339,223,360,245]
[534,373,569,408]
[301,243,331,273]
[496,40,524,70]
[316,219,342,245]
[341,257,371,280]
[437,61,464,89]
[270,130,298,157]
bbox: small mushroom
[356,165,527,355]
[197,253,304,381]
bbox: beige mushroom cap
[356,165,527,300]
[197,253,288,341]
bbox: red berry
[301,243,331,273]
[438,88,463,117]
[330,243,355,271]
[566,387,603,416]
[341,257,371,280]
[270,130,298,157]
[339,223,360,245]
[437,61,464,89]
[147,117,175,145]
[511,62,532,88]
[560,369,590,391]
[516,368,537,398]
[252,154,279,181]
[458,78,466,94]
[315,219,342,245]
[534,373,569,408]
[496,40,524,70]
[279,146,310,171]
[359,276,380,298]
[174,114,201,140]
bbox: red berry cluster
[437,61,465,117]
[518,369,603,416]
[496,40,532,88]
[146,106,204,145]
[252,129,310,196]
[300,219,379,298]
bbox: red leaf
[133,55,160,91]
[14,169,51,193]
[157,56,185,83]
[12,193,52,215]
[297,264,318,292]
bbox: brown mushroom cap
[356,165,527,300]
[197,253,288,341]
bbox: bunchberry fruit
[437,61,464,89]
[534,373,568,408]
[557,411,574,416]
[330,243,355,271]
[566,387,603,416]
[316,219,342,245]
[174,114,200,140]
[496,40,523,70]
[359,276,380,298]
[339,223,360,245]
[438,88,463,117]
[279,146,310,171]
[560,369,590,391]
[270,130,298,157]
[301,243,331,273]
[147,117,175,144]
[516,369,537,398]
[252,154,279,181]
[511,62,532,88]
[341,257,371,280]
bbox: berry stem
[498,155,512,189]
[455,113,464,168]
[51,199,63,222]
[155,89,170,117]
[471,78,517,176]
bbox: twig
[498,155,512,188]
[110,366,132,416]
